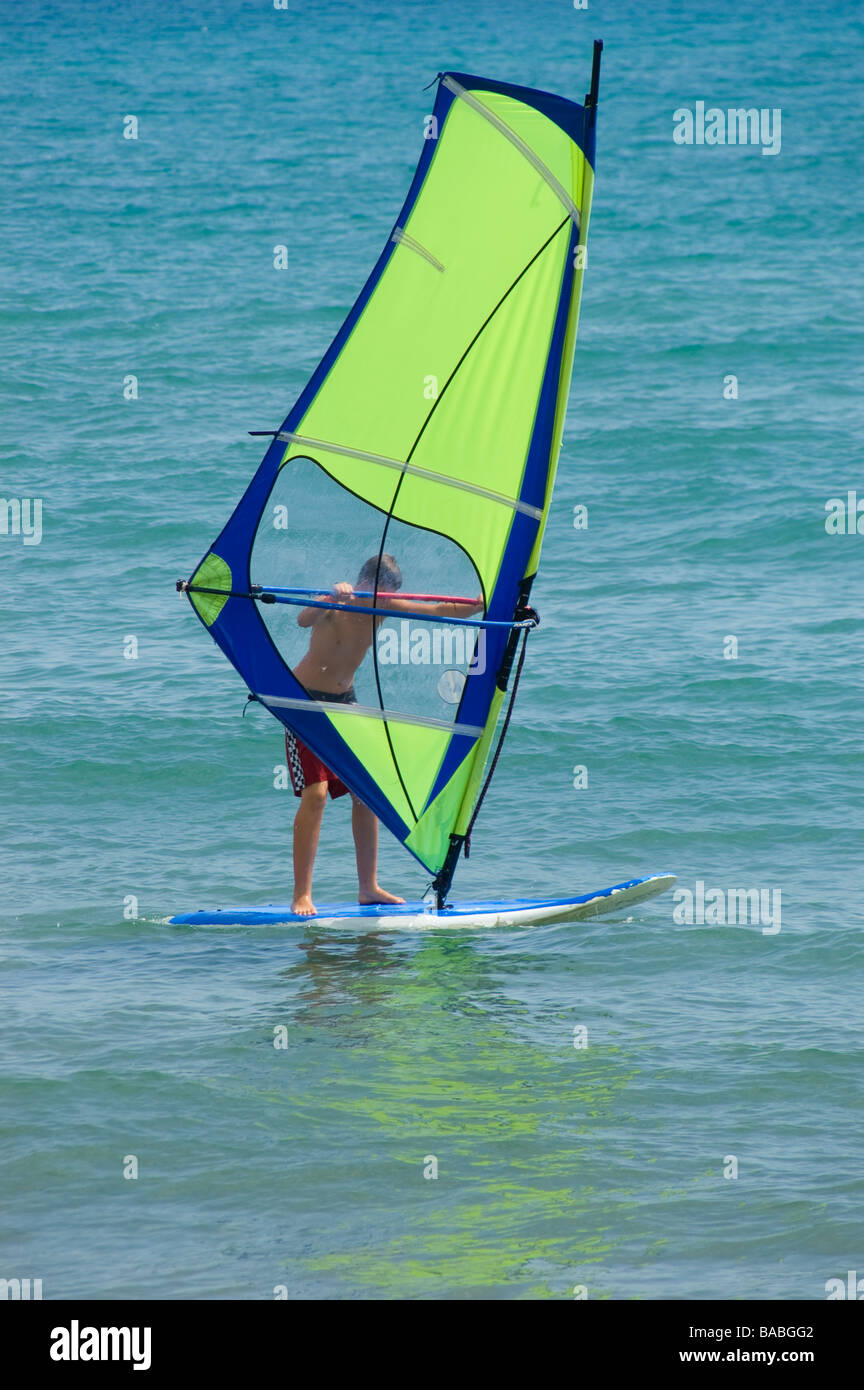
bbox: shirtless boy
[286,553,484,915]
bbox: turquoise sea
[2,0,863,1299]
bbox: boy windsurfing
[287,553,483,915]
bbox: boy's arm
[297,581,354,626]
[383,596,484,619]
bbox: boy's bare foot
[292,894,317,916]
[359,886,406,906]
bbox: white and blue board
[168,874,676,930]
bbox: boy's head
[357,553,402,593]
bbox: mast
[585,39,603,122]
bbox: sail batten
[259,695,486,738]
[276,433,544,517]
[441,74,582,229]
[391,227,446,272]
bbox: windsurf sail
[179,44,603,904]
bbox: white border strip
[392,227,445,273]
[260,694,484,738]
[441,74,581,231]
[278,431,543,521]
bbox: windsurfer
[287,553,483,915]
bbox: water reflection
[264,930,653,1298]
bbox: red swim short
[284,684,357,798]
[285,729,349,799]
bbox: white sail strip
[260,694,484,738]
[392,227,445,273]
[441,74,581,231]
[278,432,543,520]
